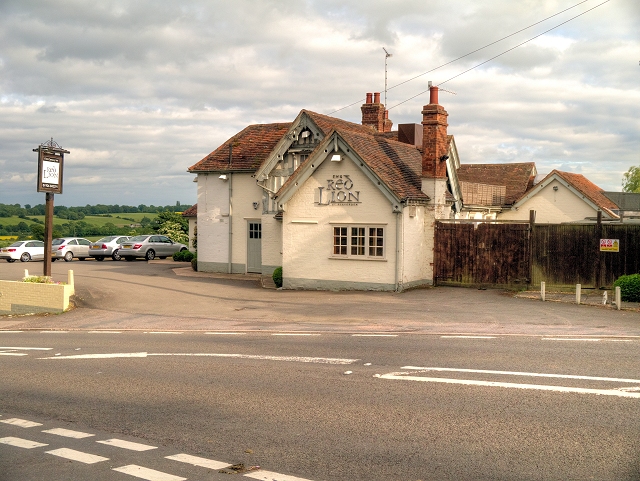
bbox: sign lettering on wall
[316,175,360,206]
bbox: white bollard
[24,269,29,279]
[67,270,75,295]
[540,281,546,302]
[615,286,621,311]
[576,284,581,305]
[602,291,608,305]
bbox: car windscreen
[52,239,65,245]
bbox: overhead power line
[387,0,610,111]
[328,0,602,115]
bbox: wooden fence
[434,217,640,288]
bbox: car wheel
[20,253,31,262]
[145,249,156,261]
[95,256,104,261]
[6,259,16,263]
[64,252,73,262]
[51,258,57,262]
[180,248,187,252]
[125,257,134,262]
[159,256,166,259]
[79,257,86,261]
[112,250,121,261]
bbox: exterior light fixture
[331,154,341,162]
[553,186,559,191]
[219,174,228,181]
[252,202,259,210]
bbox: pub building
[188,87,462,291]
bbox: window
[249,223,261,239]
[332,225,384,259]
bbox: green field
[0,213,158,228]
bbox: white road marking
[0,347,52,350]
[0,352,27,356]
[40,331,68,333]
[97,438,157,451]
[352,334,398,337]
[165,453,231,470]
[0,437,48,449]
[400,366,640,384]
[89,331,122,334]
[542,338,601,342]
[42,428,95,439]
[380,373,640,398]
[46,447,108,464]
[272,333,321,336]
[0,331,23,333]
[113,465,186,481]
[1,418,43,428]
[440,335,496,339]
[145,332,183,335]
[205,332,246,335]
[244,470,315,481]
[40,352,358,364]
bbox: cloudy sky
[1,0,638,207]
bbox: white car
[0,240,45,262]
[51,237,92,262]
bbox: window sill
[329,256,387,262]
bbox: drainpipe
[228,172,233,274]
[395,211,400,291]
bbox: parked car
[119,235,187,261]
[51,237,92,262]
[88,235,131,261]
[0,240,45,262]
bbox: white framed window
[332,225,385,259]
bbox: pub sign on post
[36,140,67,194]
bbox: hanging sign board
[37,148,64,194]
[600,239,619,252]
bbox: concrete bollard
[615,286,621,311]
[602,291,608,305]
[576,284,581,305]
[540,281,546,302]
[67,270,75,296]
[24,269,29,279]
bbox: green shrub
[23,276,63,284]
[272,266,283,288]
[191,253,197,271]
[172,250,195,262]
[613,274,640,302]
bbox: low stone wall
[0,270,75,315]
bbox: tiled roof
[303,110,382,136]
[546,170,619,217]
[189,122,292,172]
[456,162,536,205]
[181,204,197,217]
[278,128,428,202]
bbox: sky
[0,0,638,208]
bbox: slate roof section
[456,162,536,205]
[181,204,197,217]
[546,170,619,217]
[604,192,640,211]
[188,122,292,172]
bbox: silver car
[88,235,131,261]
[119,235,187,261]
[0,240,45,262]
[51,237,92,262]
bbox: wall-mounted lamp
[252,202,259,210]
[553,185,559,191]
[219,174,228,181]
[331,154,341,162]
[439,155,449,161]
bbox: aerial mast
[383,47,392,108]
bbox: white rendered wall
[499,179,601,223]
[229,174,264,271]
[197,173,229,266]
[401,205,433,287]
[188,218,196,251]
[261,213,283,273]
[282,152,397,289]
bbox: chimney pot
[366,92,373,104]
[429,86,439,105]
[374,92,381,104]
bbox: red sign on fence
[600,239,619,252]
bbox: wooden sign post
[34,139,69,277]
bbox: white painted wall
[261,213,282,272]
[282,151,398,288]
[499,179,600,223]
[229,174,264,270]
[197,173,229,265]
[187,217,196,251]
[401,205,433,286]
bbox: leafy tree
[622,166,640,193]
[30,223,45,241]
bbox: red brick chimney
[361,92,392,132]
[421,86,448,178]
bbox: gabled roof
[545,170,619,217]
[188,122,292,172]
[456,162,536,205]
[303,110,382,137]
[277,128,428,205]
[181,204,197,217]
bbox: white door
[247,222,262,273]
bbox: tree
[622,166,640,193]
